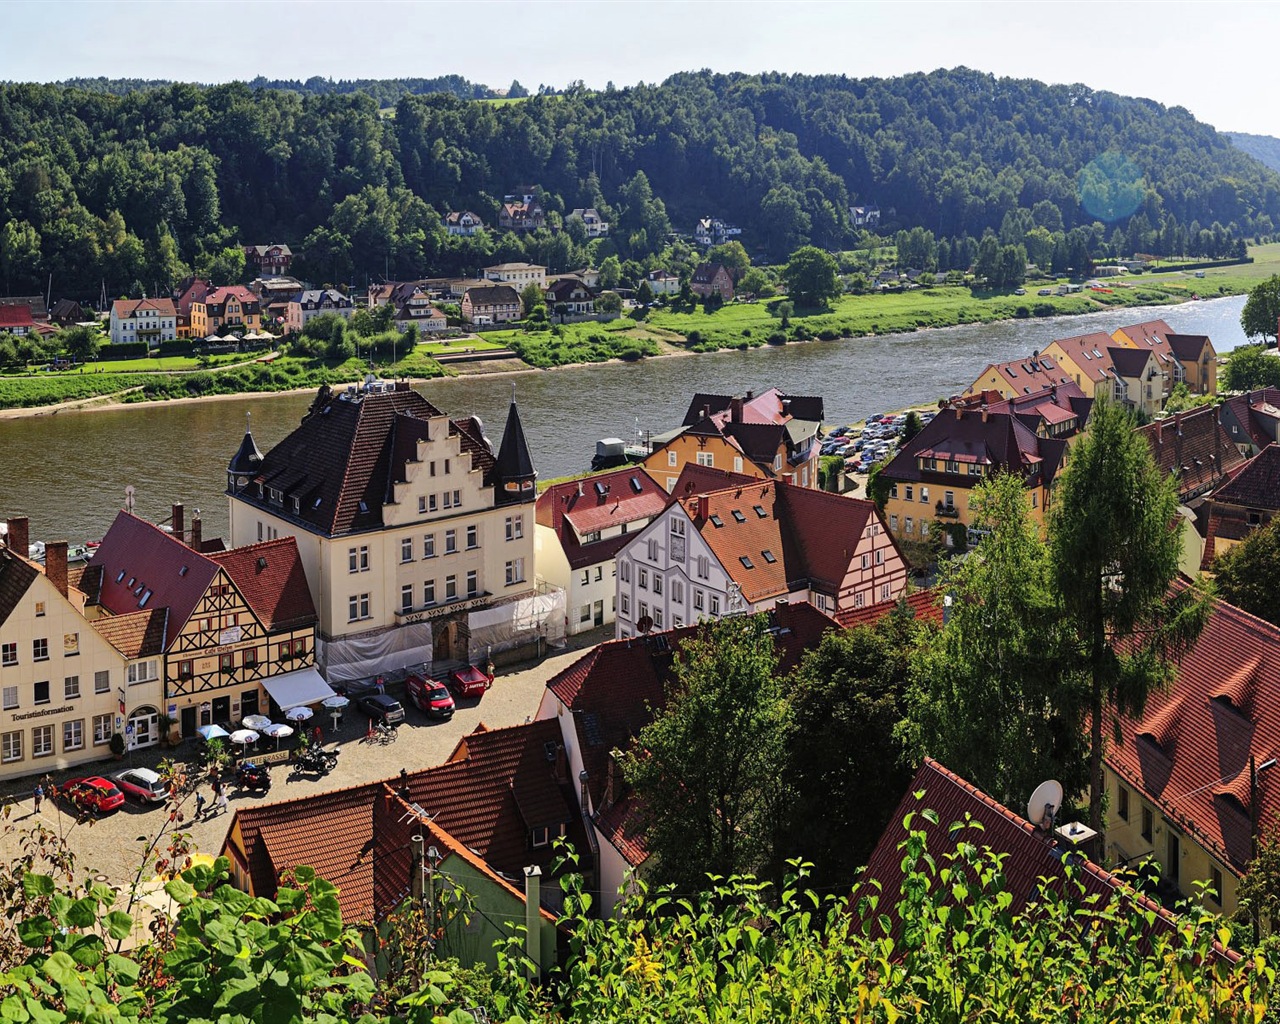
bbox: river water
[0,294,1250,545]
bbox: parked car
[113,767,169,804]
[58,777,125,815]
[1038,288,1053,296]
[449,664,493,699]
[357,693,406,726]
[406,673,456,720]
[1014,288,1026,295]
[335,677,385,700]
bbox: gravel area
[0,629,610,888]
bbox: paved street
[0,629,609,888]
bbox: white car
[113,767,169,804]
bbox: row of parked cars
[821,409,937,474]
[345,664,494,726]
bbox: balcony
[935,501,960,520]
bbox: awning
[261,666,335,711]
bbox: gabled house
[849,204,881,228]
[568,208,609,238]
[443,211,485,236]
[544,277,594,315]
[243,243,292,276]
[461,284,521,324]
[497,202,545,233]
[1137,405,1245,505]
[1201,443,1280,568]
[48,299,89,327]
[1219,387,1280,456]
[614,471,906,636]
[644,270,680,296]
[191,286,261,338]
[220,719,571,973]
[642,388,825,491]
[535,468,669,635]
[1104,593,1280,916]
[1165,333,1218,396]
[0,296,46,321]
[965,352,1073,400]
[82,508,322,742]
[689,262,734,302]
[109,298,177,347]
[693,217,742,248]
[1108,346,1166,419]
[226,381,558,680]
[285,289,353,335]
[248,276,304,326]
[369,281,446,332]
[536,602,838,915]
[484,262,547,287]
[0,305,38,337]
[1039,331,1124,398]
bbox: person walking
[194,791,206,819]
[32,784,43,814]
[312,725,322,746]
[215,791,229,816]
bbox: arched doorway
[127,705,159,750]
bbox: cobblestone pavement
[0,628,611,888]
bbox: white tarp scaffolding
[316,622,434,684]
[466,587,566,664]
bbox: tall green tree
[1241,274,1280,343]
[1213,518,1280,626]
[622,614,792,889]
[706,240,751,277]
[518,281,544,315]
[59,324,101,363]
[1049,394,1211,833]
[901,473,1086,809]
[781,246,840,307]
[1223,342,1280,391]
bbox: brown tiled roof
[537,469,669,571]
[92,608,168,659]
[835,588,943,629]
[690,263,729,284]
[1108,345,1157,379]
[208,537,317,632]
[112,297,176,318]
[1113,318,1175,349]
[973,355,1072,395]
[1137,405,1246,500]
[882,408,1065,487]
[463,285,520,307]
[68,564,102,603]
[595,791,648,867]
[200,286,260,315]
[982,379,1091,432]
[1212,443,1280,511]
[1221,387,1280,451]
[0,547,39,629]
[1107,594,1280,876]
[860,759,1210,957]
[1048,331,1120,384]
[1166,333,1213,363]
[666,462,760,498]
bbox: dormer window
[740,556,754,569]
[710,515,724,528]
[732,510,747,523]
[754,505,767,518]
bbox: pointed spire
[492,392,536,502]
[228,410,264,476]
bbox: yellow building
[191,286,262,337]
[965,353,1072,400]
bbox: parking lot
[0,629,610,888]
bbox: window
[220,653,235,674]
[467,570,478,597]
[532,826,550,848]
[881,583,892,601]
[733,457,743,473]
[773,454,783,472]
[430,460,437,477]
[1,643,14,667]
[667,450,678,467]
[595,566,603,581]
[243,647,258,667]
[889,515,898,531]
[638,568,648,589]
[424,579,436,605]
[63,676,80,700]
[178,659,194,679]
[905,517,914,534]
[34,602,44,617]
[452,490,461,507]
[654,608,664,629]
[1210,867,1223,906]
[64,632,78,655]
[418,496,427,513]
[445,459,451,475]
[2,731,20,763]
[466,525,478,549]
[696,556,709,579]
[445,529,457,554]
[127,661,158,685]
[33,681,49,706]
[1,687,16,710]
[442,491,453,510]
[348,593,371,622]
[32,726,52,758]
[694,589,704,611]
[890,484,899,499]
[505,559,525,585]
[921,521,929,538]
[672,580,683,603]
[620,560,631,583]
[401,538,414,563]
[1141,806,1153,843]
[696,451,714,467]
[740,555,754,569]
[710,595,721,615]
[424,533,436,558]
[428,494,438,512]
[944,490,955,509]
[580,604,592,624]
[620,594,630,616]
[731,510,746,523]
[905,485,914,501]
[653,574,663,595]
[1117,786,1129,821]
[638,601,648,622]
[920,487,929,503]
[348,546,369,573]
[581,570,590,587]
[1031,491,1038,509]
[505,515,524,541]
[875,549,884,565]
[401,585,414,613]
[32,639,48,662]
[861,554,869,570]
[446,575,457,600]
[762,550,777,564]
[95,670,110,694]
[647,538,659,560]
[93,714,112,746]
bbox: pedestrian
[215,791,228,816]
[32,784,43,813]
[313,725,322,746]
[194,791,206,818]
[212,775,223,797]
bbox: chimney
[981,407,988,423]
[45,541,68,598]
[6,517,28,556]
[190,516,202,552]
[730,397,743,423]
[696,495,709,521]
[523,866,542,980]
[701,403,710,420]
[172,503,185,545]
[745,388,755,401]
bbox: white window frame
[2,731,21,763]
[63,719,83,752]
[400,538,414,563]
[32,725,53,759]
[64,676,80,700]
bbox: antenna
[1026,779,1063,832]
[124,484,136,513]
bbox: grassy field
[486,321,664,367]
[416,337,510,355]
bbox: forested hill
[1,67,1278,299]
[55,75,506,103]
[1228,131,1280,174]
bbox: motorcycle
[235,761,271,793]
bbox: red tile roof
[0,305,36,330]
[1221,387,1280,452]
[91,608,168,658]
[536,469,669,570]
[860,758,1205,955]
[1049,331,1122,384]
[1137,405,1247,501]
[595,790,648,866]
[973,354,1072,395]
[112,297,177,318]
[835,588,943,629]
[1106,595,1280,876]
[666,463,759,498]
[200,285,261,315]
[883,407,1066,487]
[208,537,317,632]
[1166,333,1214,364]
[1212,443,1280,511]
[1114,318,1175,349]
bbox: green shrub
[1033,303,1055,317]
[1014,305,1030,318]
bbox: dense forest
[57,74,509,104]
[1228,131,1280,174]
[2,67,1278,300]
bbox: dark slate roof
[492,399,536,491]
[690,262,729,284]
[667,463,760,500]
[227,426,264,477]
[1166,333,1213,362]
[1137,405,1246,500]
[0,546,39,630]
[1221,387,1280,451]
[464,284,520,306]
[882,408,1064,487]
[1108,345,1156,379]
[1213,443,1280,511]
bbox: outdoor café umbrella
[321,695,349,710]
[261,722,294,749]
[196,724,229,741]
[285,705,313,723]
[242,714,272,731]
[229,729,259,749]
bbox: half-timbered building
[82,509,321,741]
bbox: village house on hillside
[689,262,734,302]
[285,289,353,335]
[443,211,485,236]
[226,381,562,680]
[1137,404,1245,505]
[243,243,292,277]
[109,297,176,347]
[567,208,609,238]
[645,269,680,296]
[191,285,261,337]
[614,467,906,637]
[544,277,595,315]
[461,284,521,324]
[693,216,741,248]
[498,201,545,233]
[484,262,547,287]
[367,281,447,333]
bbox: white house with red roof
[613,466,906,638]
[109,297,177,346]
[0,304,39,337]
[535,468,669,635]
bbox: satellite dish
[636,614,654,634]
[1027,779,1064,831]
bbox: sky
[1,0,1275,136]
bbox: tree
[973,233,1001,285]
[1050,394,1211,833]
[519,281,544,316]
[901,473,1086,809]
[59,324,101,363]
[0,219,41,293]
[738,266,770,297]
[598,255,622,290]
[635,279,654,305]
[195,245,246,284]
[1241,274,1280,343]
[776,300,794,328]
[622,615,792,888]
[594,290,622,315]
[706,240,750,277]
[1222,342,1280,391]
[781,246,840,307]
[901,410,923,442]
[1213,518,1280,626]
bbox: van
[1194,271,1206,279]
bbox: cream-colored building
[0,520,163,780]
[226,380,564,681]
[483,262,547,287]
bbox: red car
[448,665,493,699]
[406,673,456,720]
[58,776,126,815]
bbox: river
[0,294,1251,545]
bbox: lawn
[486,319,661,367]
[415,337,510,356]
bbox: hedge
[99,342,150,359]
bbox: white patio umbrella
[196,724,229,741]
[261,722,294,748]
[285,706,313,722]
[321,695,349,710]
[229,729,259,748]
[242,714,272,731]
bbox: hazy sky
[2,0,1275,136]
